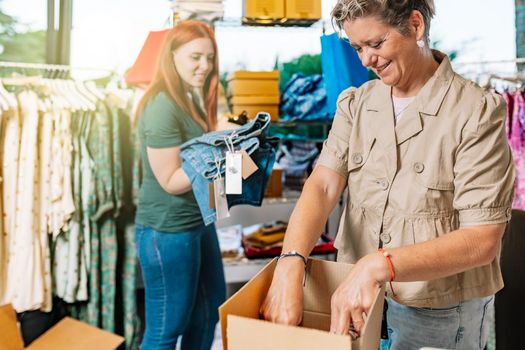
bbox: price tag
[225,151,242,194]
[208,182,215,209]
[241,149,258,179]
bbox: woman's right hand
[260,257,305,325]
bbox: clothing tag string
[224,130,238,154]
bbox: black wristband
[277,250,307,266]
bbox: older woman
[261,1,515,349]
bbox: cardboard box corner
[0,304,124,350]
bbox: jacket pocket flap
[348,137,375,172]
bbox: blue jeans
[180,113,277,225]
[181,112,271,149]
[380,296,494,350]
[135,223,226,350]
[180,112,271,180]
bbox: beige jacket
[317,51,515,307]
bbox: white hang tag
[214,177,230,220]
[225,151,242,195]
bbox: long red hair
[134,20,219,131]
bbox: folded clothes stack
[242,221,335,259]
[169,0,225,22]
[243,221,287,249]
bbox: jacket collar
[365,50,454,148]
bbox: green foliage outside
[431,39,458,61]
[276,54,323,91]
[1,30,46,63]
[0,1,46,64]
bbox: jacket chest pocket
[347,137,376,183]
[411,151,455,210]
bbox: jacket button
[380,232,391,244]
[413,162,425,173]
[379,179,389,190]
[352,153,363,164]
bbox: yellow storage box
[285,0,321,20]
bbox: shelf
[215,17,325,29]
[270,120,333,126]
[222,253,337,284]
[223,258,271,284]
[268,120,331,142]
[263,190,301,205]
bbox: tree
[0,1,46,64]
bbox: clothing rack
[452,57,525,66]
[0,60,112,73]
[478,73,525,89]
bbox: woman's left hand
[330,253,389,336]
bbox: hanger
[66,79,96,111]
[479,73,525,91]
[74,80,98,110]
[48,78,77,111]
[84,80,105,101]
[0,80,12,112]
[0,90,9,112]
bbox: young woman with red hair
[134,20,225,350]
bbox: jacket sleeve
[453,92,515,226]
[315,87,356,178]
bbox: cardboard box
[229,81,280,97]
[232,104,279,121]
[285,0,321,20]
[231,95,280,105]
[264,168,283,198]
[0,304,124,350]
[243,0,285,19]
[229,71,280,80]
[228,71,280,96]
[219,258,385,350]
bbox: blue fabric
[276,141,319,177]
[280,73,329,121]
[180,113,278,225]
[135,223,226,350]
[380,296,494,350]
[321,33,369,115]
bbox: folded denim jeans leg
[226,143,276,208]
[182,158,217,225]
[180,112,270,149]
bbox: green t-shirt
[136,91,205,232]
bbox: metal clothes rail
[452,57,525,66]
[0,60,112,73]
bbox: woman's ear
[410,9,426,40]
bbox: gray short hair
[331,0,435,41]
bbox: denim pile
[180,113,279,225]
[275,140,319,191]
[279,73,329,121]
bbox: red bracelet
[378,248,397,298]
